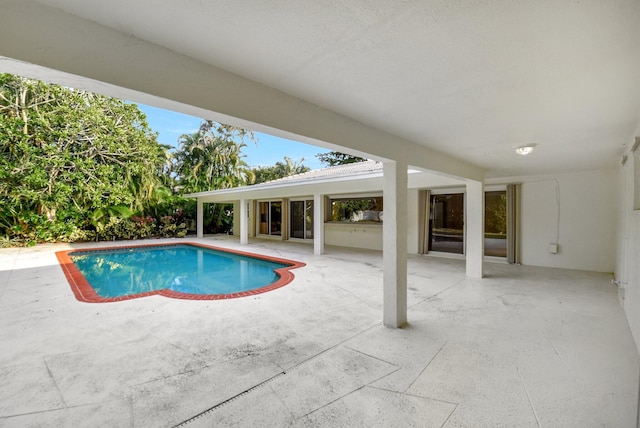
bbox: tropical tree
[316,151,367,167]
[173,121,255,193]
[251,156,310,184]
[172,120,256,233]
[0,73,168,242]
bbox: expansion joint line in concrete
[403,341,447,394]
[409,277,467,310]
[173,323,382,427]
[43,357,68,409]
[517,367,542,428]
[171,350,334,426]
[172,348,333,427]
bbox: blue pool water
[69,244,287,298]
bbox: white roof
[263,160,382,185]
[185,160,383,198]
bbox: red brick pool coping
[55,242,306,303]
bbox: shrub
[96,215,161,241]
[130,215,156,239]
[158,211,187,238]
[68,227,96,242]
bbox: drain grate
[172,370,286,427]
[173,323,381,427]
[172,350,330,427]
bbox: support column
[466,180,484,278]
[196,199,204,238]
[383,161,408,328]
[239,199,248,245]
[314,193,325,255]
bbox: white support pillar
[196,199,204,238]
[313,193,325,255]
[239,198,248,245]
[383,161,408,328]
[466,180,484,278]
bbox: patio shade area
[0,237,637,427]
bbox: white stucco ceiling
[20,1,640,176]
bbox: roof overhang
[186,167,465,203]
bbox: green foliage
[96,217,135,241]
[0,73,169,243]
[330,197,383,223]
[130,215,157,239]
[485,192,507,235]
[203,203,234,234]
[96,218,137,241]
[94,212,185,241]
[68,228,96,243]
[251,156,310,184]
[173,120,256,193]
[157,210,187,238]
[90,205,134,229]
[0,73,310,246]
[316,151,367,167]
[169,120,263,236]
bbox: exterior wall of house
[324,223,383,250]
[231,200,256,237]
[237,170,618,273]
[319,189,421,252]
[516,169,618,272]
[616,140,640,351]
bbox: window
[258,201,282,236]
[330,196,383,223]
[290,200,314,239]
[485,191,507,257]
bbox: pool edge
[55,241,306,303]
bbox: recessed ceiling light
[515,145,535,156]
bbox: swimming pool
[56,242,305,303]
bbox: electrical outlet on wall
[549,243,558,254]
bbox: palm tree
[175,124,255,193]
[173,122,256,233]
[280,156,308,176]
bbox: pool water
[65,243,300,300]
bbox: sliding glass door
[422,188,517,261]
[258,201,282,236]
[290,200,314,240]
[485,191,507,257]
[429,193,464,254]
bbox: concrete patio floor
[0,236,638,427]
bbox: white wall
[617,147,640,351]
[231,200,256,237]
[324,223,383,251]
[519,169,617,272]
[233,169,618,274]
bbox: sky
[137,104,326,170]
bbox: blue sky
[137,104,326,170]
